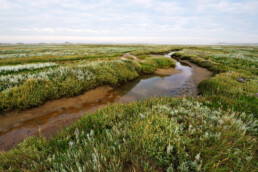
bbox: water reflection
[0,53,212,151]
[116,59,194,102]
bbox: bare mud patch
[155,68,181,76]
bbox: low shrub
[1,98,256,171]
[139,57,176,74]
[198,72,258,114]
[0,79,55,111]
[149,57,176,68]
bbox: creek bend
[0,53,212,151]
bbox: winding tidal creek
[0,53,212,151]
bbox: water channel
[0,52,212,151]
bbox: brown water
[0,53,212,151]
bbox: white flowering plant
[1,97,256,171]
[0,62,57,74]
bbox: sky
[0,0,258,44]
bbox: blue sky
[0,0,257,44]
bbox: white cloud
[194,0,258,15]
[0,35,220,44]
[11,28,110,34]
[0,0,257,43]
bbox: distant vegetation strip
[173,47,257,75]
[0,62,57,74]
[0,45,180,65]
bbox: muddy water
[0,53,212,151]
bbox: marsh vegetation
[0,44,257,171]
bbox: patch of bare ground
[155,68,181,75]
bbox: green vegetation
[0,98,256,171]
[172,46,257,74]
[172,46,258,114]
[0,44,180,65]
[199,72,257,114]
[0,44,257,171]
[0,56,175,113]
[139,57,176,74]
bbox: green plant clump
[139,57,175,74]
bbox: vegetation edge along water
[171,50,257,114]
[0,56,175,113]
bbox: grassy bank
[0,56,175,113]
[0,97,256,171]
[172,46,258,114]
